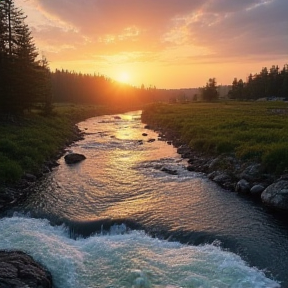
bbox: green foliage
[0,104,131,184]
[262,144,288,174]
[142,101,288,175]
[0,154,23,183]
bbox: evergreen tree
[0,0,52,114]
[202,78,218,102]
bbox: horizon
[15,0,288,89]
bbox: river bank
[0,104,135,213]
[0,110,286,287]
[141,102,288,212]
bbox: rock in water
[64,153,86,164]
[261,180,288,210]
[0,250,53,288]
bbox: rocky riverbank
[147,125,288,212]
[0,251,53,288]
[0,125,85,214]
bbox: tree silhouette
[0,0,52,114]
[202,78,218,102]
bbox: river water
[1,111,288,288]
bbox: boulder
[240,164,262,182]
[235,179,250,194]
[261,180,288,210]
[250,184,265,196]
[213,173,231,185]
[0,250,53,288]
[64,153,86,164]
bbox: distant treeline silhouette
[51,69,157,107]
[228,64,288,100]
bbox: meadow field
[142,101,288,176]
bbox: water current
[1,111,288,288]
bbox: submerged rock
[0,250,53,288]
[161,167,178,175]
[64,153,86,164]
[261,180,288,210]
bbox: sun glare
[117,72,130,84]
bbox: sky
[15,0,288,89]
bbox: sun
[117,71,130,84]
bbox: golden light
[117,71,130,84]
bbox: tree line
[50,69,157,108]
[228,64,288,100]
[0,0,52,115]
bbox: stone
[161,167,177,175]
[261,180,288,210]
[147,138,156,143]
[250,184,265,196]
[0,251,53,288]
[240,164,262,182]
[213,173,231,185]
[64,153,86,164]
[24,173,37,182]
[142,133,148,136]
[235,179,250,194]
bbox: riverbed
[1,111,287,287]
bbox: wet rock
[161,167,178,175]
[261,180,288,210]
[213,173,232,185]
[24,173,37,182]
[250,184,265,196]
[187,165,195,172]
[64,153,86,164]
[0,250,53,288]
[235,179,250,194]
[177,145,191,155]
[240,164,262,182]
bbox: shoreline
[145,123,288,214]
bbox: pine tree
[0,0,52,114]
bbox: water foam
[0,215,280,288]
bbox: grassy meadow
[142,101,288,175]
[0,104,124,184]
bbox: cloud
[15,0,288,86]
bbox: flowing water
[1,111,288,288]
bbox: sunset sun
[117,71,130,84]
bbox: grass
[0,104,128,185]
[142,101,288,175]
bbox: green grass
[0,104,127,185]
[142,101,288,175]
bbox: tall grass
[0,104,124,184]
[142,101,288,175]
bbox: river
[1,110,288,288]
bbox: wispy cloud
[15,0,288,87]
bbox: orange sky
[15,0,288,89]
